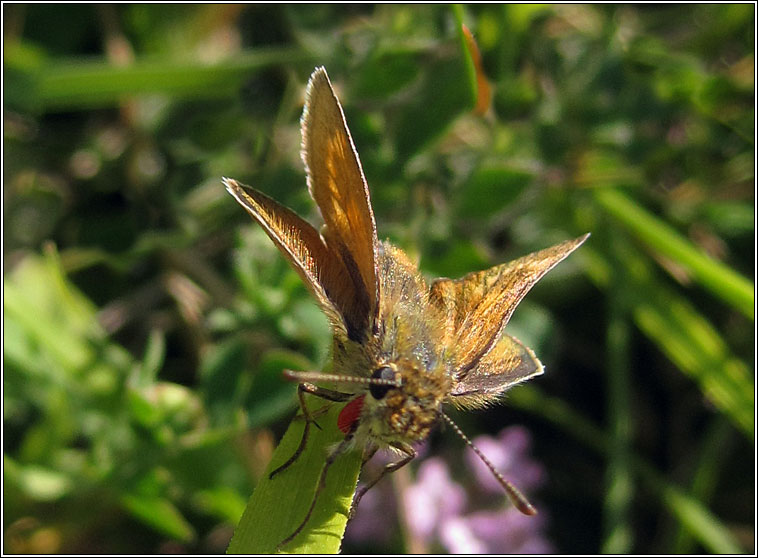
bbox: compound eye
[369,365,396,400]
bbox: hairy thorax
[336,241,455,447]
[376,357,452,442]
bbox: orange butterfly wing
[224,178,353,329]
[429,234,589,401]
[224,68,381,341]
[301,67,379,339]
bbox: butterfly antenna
[283,369,401,388]
[440,412,537,516]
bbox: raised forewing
[301,67,379,337]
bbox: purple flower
[403,457,467,541]
[440,508,554,554]
[344,482,395,543]
[465,426,546,495]
[344,442,431,544]
[345,426,552,554]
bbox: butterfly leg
[348,442,416,518]
[276,428,356,550]
[361,443,379,467]
[269,382,353,480]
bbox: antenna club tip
[521,503,538,516]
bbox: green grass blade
[7,46,307,112]
[582,243,754,437]
[227,401,361,554]
[671,418,736,553]
[508,386,743,553]
[451,4,478,104]
[601,252,634,553]
[637,460,742,554]
[594,188,754,319]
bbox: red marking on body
[338,395,365,434]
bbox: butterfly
[225,66,588,549]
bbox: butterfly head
[359,357,452,444]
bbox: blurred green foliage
[3,4,754,554]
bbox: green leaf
[393,6,477,161]
[245,349,316,427]
[15,463,73,501]
[3,250,99,375]
[193,486,247,524]
[227,402,362,554]
[200,337,252,425]
[351,49,421,99]
[119,493,196,543]
[424,238,489,279]
[455,166,532,219]
[135,329,166,388]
